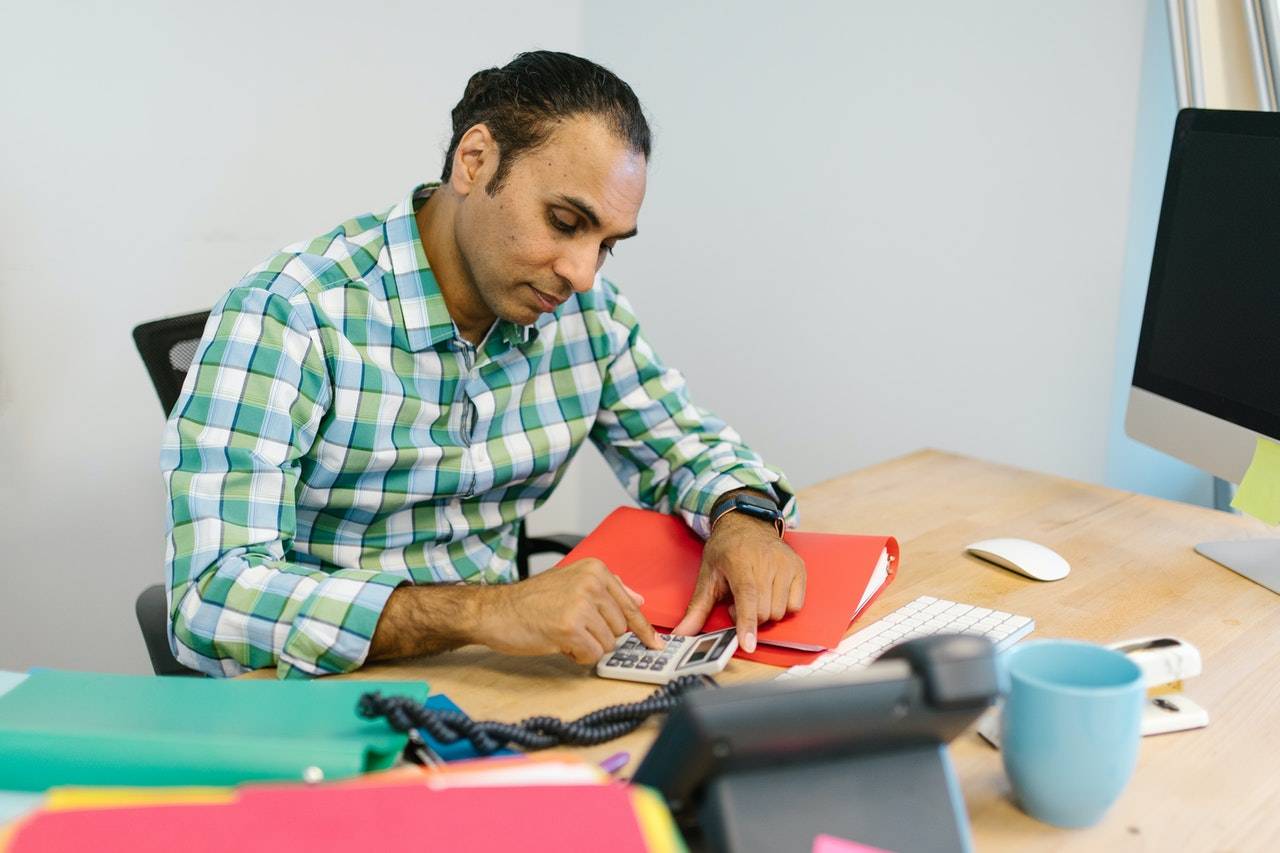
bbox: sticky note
[44,787,234,811]
[812,833,896,853]
[1231,438,1280,525]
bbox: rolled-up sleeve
[161,279,405,679]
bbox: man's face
[453,115,647,327]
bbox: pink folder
[7,783,653,853]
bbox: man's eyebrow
[556,194,638,240]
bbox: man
[161,51,804,679]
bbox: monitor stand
[1196,540,1280,594]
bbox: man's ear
[449,123,498,197]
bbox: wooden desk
[253,450,1280,850]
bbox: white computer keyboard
[777,595,1035,680]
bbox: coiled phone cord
[358,674,715,756]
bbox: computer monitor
[1125,108,1280,591]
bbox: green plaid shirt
[161,184,796,679]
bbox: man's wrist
[369,583,494,661]
[708,488,784,537]
[710,507,774,537]
[464,585,508,648]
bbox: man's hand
[673,512,806,653]
[474,558,662,664]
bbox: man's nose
[553,244,600,294]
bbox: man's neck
[415,187,496,345]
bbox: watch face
[735,492,779,515]
[711,491,785,536]
[739,503,775,521]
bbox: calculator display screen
[678,632,734,670]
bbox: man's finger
[606,575,662,649]
[597,595,628,638]
[582,611,618,657]
[788,567,806,613]
[731,582,758,653]
[620,581,645,607]
[672,574,716,637]
[768,569,790,622]
[566,629,606,665]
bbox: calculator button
[656,657,670,667]
[620,660,636,668]
[658,633,673,642]
[668,636,686,645]
[605,658,622,667]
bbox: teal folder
[0,670,428,791]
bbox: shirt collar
[384,184,543,353]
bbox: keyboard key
[779,595,1035,682]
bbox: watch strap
[709,491,785,537]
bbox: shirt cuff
[679,466,799,540]
[276,569,407,680]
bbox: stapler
[977,635,1209,748]
[1107,636,1209,736]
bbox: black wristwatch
[709,490,785,537]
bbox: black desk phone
[634,634,1003,853]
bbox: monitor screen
[1132,109,1280,442]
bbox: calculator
[596,627,739,684]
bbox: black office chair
[132,311,582,676]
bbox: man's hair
[441,50,651,194]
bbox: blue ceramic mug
[1001,639,1144,829]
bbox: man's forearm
[368,583,494,662]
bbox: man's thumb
[673,588,713,636]
[621,582,645,607]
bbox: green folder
[0,670,428,792]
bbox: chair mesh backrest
[132,311,211,416]
[167,338,202,373]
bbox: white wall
[552,0,1146,526]
[0,1,1149,673]
[0,1,584,673]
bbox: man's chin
[493,302,543,328]
[502,285,561,326]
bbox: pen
[599,751,630,774]
[406,730,444,768]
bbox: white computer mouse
[965,538,1070,582]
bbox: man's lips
[528,285,568,312]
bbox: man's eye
[549,212,577,234]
